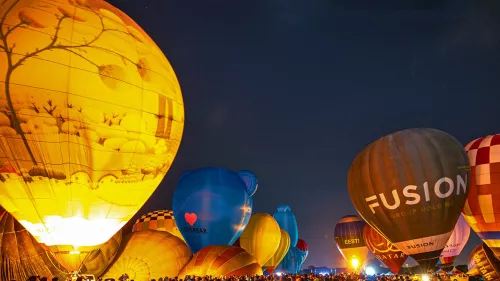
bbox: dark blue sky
[108,0,500,268]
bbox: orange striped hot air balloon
[178,245,262,277]
[263,229,291,274]
[463,135,500,259]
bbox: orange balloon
[178,246,262,277]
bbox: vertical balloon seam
[419,130,449,257]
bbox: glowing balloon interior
[0,0,184,261]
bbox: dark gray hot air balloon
[347,128,470,272]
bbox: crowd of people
[19,272,484,281]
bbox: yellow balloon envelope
[0,0,184,272]
[103,230,192,281]
[263,229,290,274]
[239,213,281,266]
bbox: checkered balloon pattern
[132,210,176,233]
[463,134,500,257]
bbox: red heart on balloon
[185,212,197,226]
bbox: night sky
[107,0,500,268]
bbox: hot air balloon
[334,215,368,272]
[279,246,302,274]
[239,213,281,266]
[273,205,299,247]
[263,229,291,274]
[0,0,184,274]
[296,238,309,267]
[0,206,64,281]
[132,209,184,241]
[178,245,262,277]
[363,224,407,274]
[347,128,470,272]
[439,214,470,267]
[463,135,500,259]
[173,168,255,253]
[103,230,192,281]
[466,243,500,281]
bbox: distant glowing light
[351,257,360,270]
[275,272,282,276]
[365,267,375,276]
[422,275,430,281]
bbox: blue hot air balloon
[273,205,299,247]
[173,167,256,253]
[279,246,302,274]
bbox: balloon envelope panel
[0,207,63,281]
[239,213,281,266]
[173,168,253,253]
[467,243,500,281]
[103,230,192,281]
[440,214,470,262]
[273,205,299,247]
[363,224,407,274]
[0,0,184,265]
[279,246,302,274]
[348,128,470,271]
[132,209,184,241]
[463,135,500,258]
[263,229,291,274]
[178,245,262,277]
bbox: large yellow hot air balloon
[0,0,184,273]
[103,230,192,281]
[178,245,262,277]
[239,213,281,266]
[263,229,290,274]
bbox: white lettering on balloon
[365,175,467,214]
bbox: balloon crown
[277,205,291,212]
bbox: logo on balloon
[364,175,467,215]
[185,212,197,226]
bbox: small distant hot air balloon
[239,213,281,266]
[466,244,500,281]
[348,128,470,272]
[439,214,470,267]
[172,168,255,253]
[132,209,184,241]
[296,238,309,267]
[363,224,407,274]
[263,229,291,274]
[178,245,262,277]
[463,135,500,259]
[334,215,368,272]
[273,205,299,247]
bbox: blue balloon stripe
[477,231,500,240]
